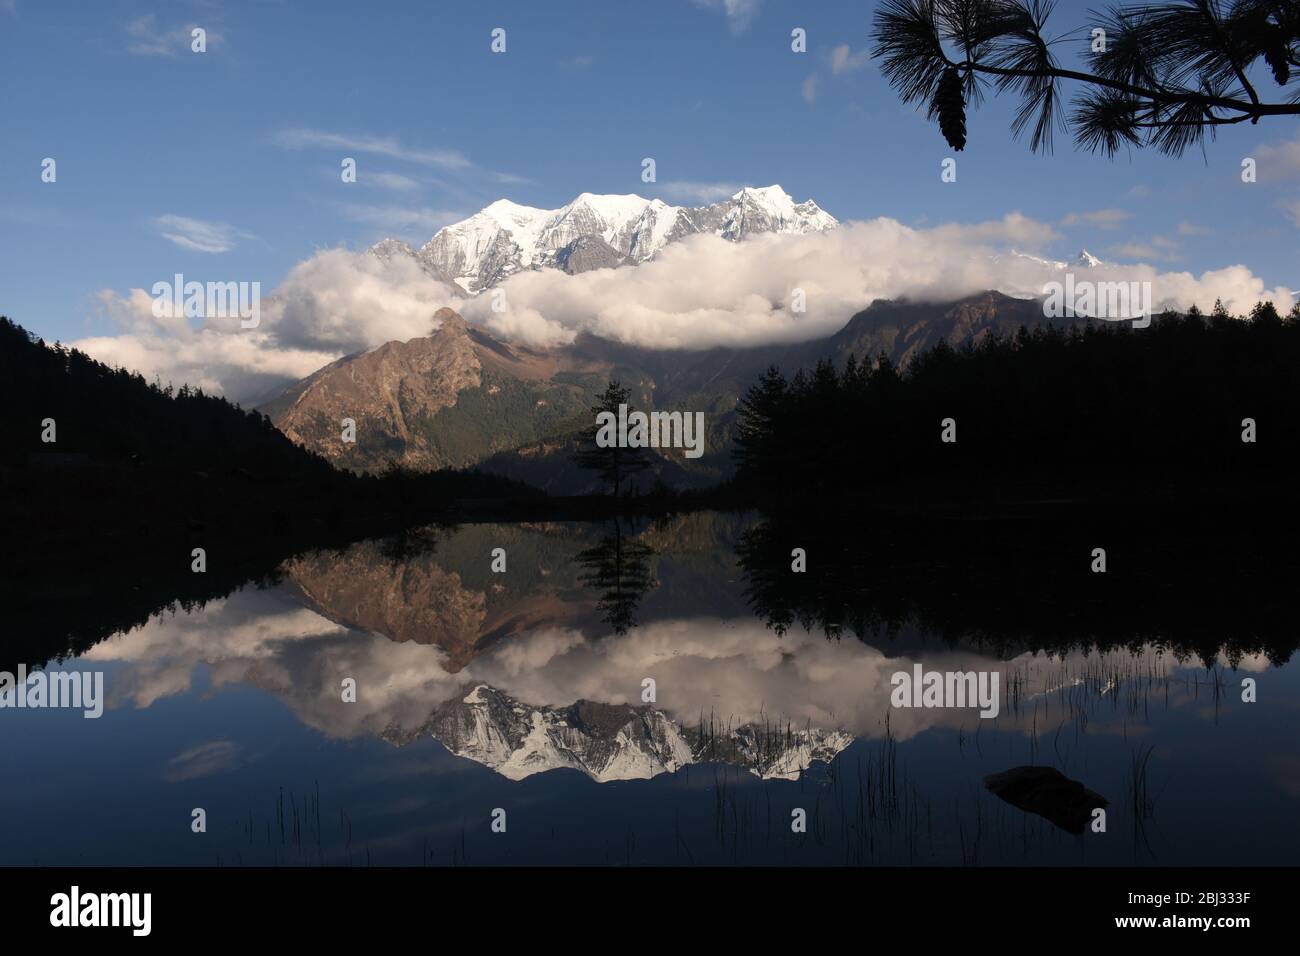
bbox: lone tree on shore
[870,0,1300,156]
[573,380,651,496]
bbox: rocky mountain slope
[261,290,1077,486]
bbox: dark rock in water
[983,766,1108,834]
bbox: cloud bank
[78,214,1296,405]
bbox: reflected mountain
[13,510,1300,795]
[9,508,1299,867]
[387,683,852,782]
[60,515,1286,789]
[281,514,747,669]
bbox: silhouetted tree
[572,379,652,496]
[732,303,1300,501]
[871,0,1300,156]
[732,365,789,485]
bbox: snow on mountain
[705,185,839,240]
[372,185,838,293]
[368,238,417,262]
[407,683,852,783]
[1002,248,1105,271]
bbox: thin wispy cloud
[1107,235,1181,261]
[367,171,421,192]
[126,14,219,57]
[153,214,249,253]
[1061,209,1134,228]
[164,740,243,782]
[492,171,536,186]
[1177,221,1212,236]
[659,181,742,203]
[1282,198,1300,228]
[272,128,471,170]
[560,55,595,69]
[801,73,818,105]
[338,203,463,236]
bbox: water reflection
[576,518,657,636]
[2,512,1297,865]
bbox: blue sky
[2,0,1298,348]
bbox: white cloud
[801,73,818,105]
[1177,221,1212,236]
[73,323,335,402]
[271,128,471,170]
[77,250,455,398]
[126,15,220,56]
[829,44,871,75]
[692,0,761,34]
[1255,132,1300,180]
[153,214,249,253]
[77,215,1295,404]
[658,181,742,203]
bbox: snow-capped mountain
[373,185,838,293]
[395,683,853,783]
[1003,248,1106,271]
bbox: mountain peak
[1075,249,1102,268]
[732,184,791,202]
[432,308,468,335]
[482,198,541,215]
[380,184,837,293]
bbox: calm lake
[2,513,1296,866]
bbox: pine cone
[1263,28,1290,86]
[934,67,967,151]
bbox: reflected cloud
[165,740,243,782]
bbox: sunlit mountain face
[3,513,1296,866]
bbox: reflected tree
[736,511,1300,667]
[577,518,656,635]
